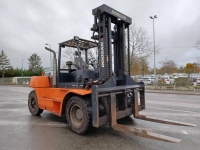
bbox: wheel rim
[30,97,37,111]
[70,104,83,127]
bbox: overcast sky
[1,0,200,70]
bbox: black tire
[66,96,91,134]
[28,90,43,116]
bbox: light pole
[45,43,52,71]
[22,59,25,80]
[150,15,157,77]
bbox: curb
[0,85,199,95]
[0,85,29,87]
[146,90,200,96]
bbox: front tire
[66,96,91,134]
[28,90,43,116]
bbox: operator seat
[74,51,88,69]
[66,61,73,69]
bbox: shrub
[157,79,167,86]
[174,77,190,87]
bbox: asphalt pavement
[0,86,199,150]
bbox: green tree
[13,68,38,77]
[4,67,14,77]
[0,50,11,78]
[23,69,38,76]
[28,53,43,75]
[184,63,194,74]
[13,67,22,77]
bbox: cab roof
[60,38,98,50]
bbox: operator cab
[57,36,98,88]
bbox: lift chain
[103,14,108,80]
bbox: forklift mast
[90,4,147,129]
[91,4,131,81]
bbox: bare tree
[195,37,200,50]
[196,56,200,63]
[61,61,67,69]
[62,47,76,62]
[139,58,149,76]
[159,59,177,74]
[62,47,78,69]
[87,48,98,60]
[127,25,159,75]
[130,25,158,60]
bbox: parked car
[135,75,143,82]
[190,74,199,83]
[159,76,174,85]
[174,74,188,79]
[141,77,157,85]
[196,76,200,86]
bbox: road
[0,86,199,150]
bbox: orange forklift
[28,4,196,142]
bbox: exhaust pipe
[45,47,57,87]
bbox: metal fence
[0,77,199,91]
[0,77,31,85]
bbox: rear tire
[66,96,91,134]
[28,90,43,116]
